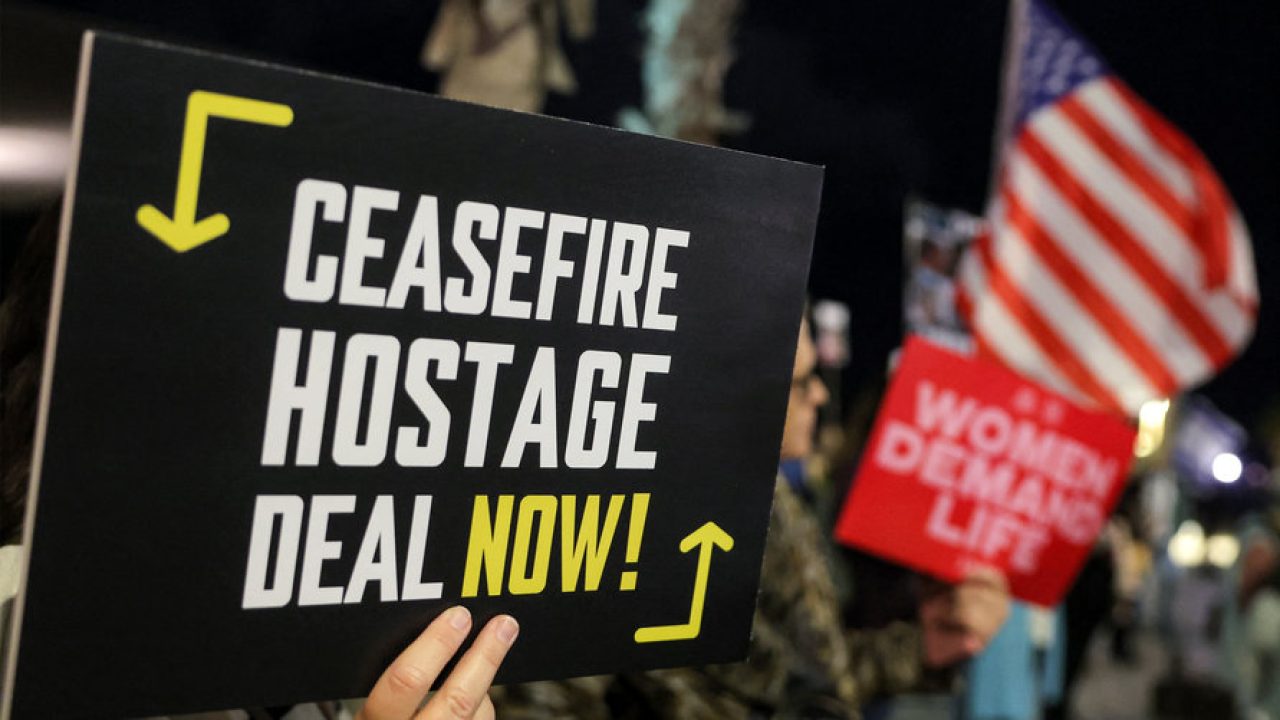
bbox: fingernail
[448,605,472,631]
[495,615,519,645]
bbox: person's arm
[844,620,936,699]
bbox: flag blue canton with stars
[1013,0,1110,130]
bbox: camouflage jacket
[491,478,936,719]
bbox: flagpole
[987,0,1028,203]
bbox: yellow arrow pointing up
[137,90,293,253]
[634,521,734,643]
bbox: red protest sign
[834,337,1136,606]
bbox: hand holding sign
[7,32,821,717]
[357,607,517,720]
[918,567,1010,667]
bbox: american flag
[957,0,1258,417]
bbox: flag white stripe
[1005,151,1214,385]
[966,200,1109,406]
[1228,211,1260,305]
[1030,109,1206,294]
[1075,80,1196,205]
[1082,79,1259,318]
[1203,292,1254,351]
[1031,104,1254,372]
[958,194,1003,299]
[967,270,1083,402]
[961,210,1113,408]
[993,223,1159,411]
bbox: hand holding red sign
[835,337,1136,606]
[918,567,1010,667]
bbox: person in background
[1,212,1007,717]
[1222,513,1280,720]
[961,602,1065,720]
[492,313,1011,718]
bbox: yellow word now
[462,493,649,597]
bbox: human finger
[419,614,518,719]
[358,606,473,720]
[948,601,1006,653]
[952,588,1002,635]
[957,566,1008,608]
[961,565,1008,593]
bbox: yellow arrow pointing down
[634,521,734,643]
[137,91,293,252]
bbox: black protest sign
[2,33,821,718]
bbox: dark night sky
[4,0,1278,433]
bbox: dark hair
[1,207,57,545]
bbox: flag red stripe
[1110,81,1240,296]
[972,331,1002,371]
[955,277,974,328]
[1001,188,1180,393]
[1057,94,1196,239]
[974,233,1126,414]
[1109,81,1198,175]
[1182,136,1256,314]
[1186,144,1236,293]
[1016,132,1234,367]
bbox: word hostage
[4,32,820,719]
